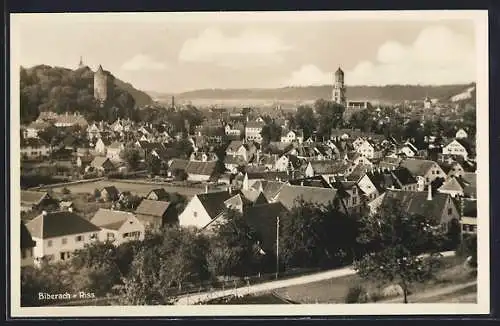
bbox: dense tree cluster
[20,65,143,124]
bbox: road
[174,251,455,305]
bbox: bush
[345,284,365,303]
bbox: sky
[12,12,478,94]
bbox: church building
[332,67,372,122]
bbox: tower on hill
[332,67,346,106]
[78,56,85,69]
[93,64,115,105]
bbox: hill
[20,65,153,124]
[153,84,475,105]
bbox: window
[124,231,141,239]
[193,211,198,218]
[448,208,453,215]
[75,235,84,242]
[47,240,53,247]
[462,224,468,232]
[62,238,67,245]
[60,252,71,261]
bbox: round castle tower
[93,64,114,104]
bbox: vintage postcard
[9,10,489,317]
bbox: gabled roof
[21,138,49,148]
[27,211,100,239]
[90,156,114,168]
[196,190,241,219]
[250,180,286,200]
[226,140,245,152]
[21,190,50,206]
[169,158,190,171]
[101,186,120,198]
[21,221,36,249]
[382,190,454,223]
[275,184,339,210]
[391,167,418,186]
[438,177,464,193]
[146,188,169,200]
[185,161,218,176]
[246,121,265,128]
[400,158,437,176]
[309,160,351,175]
[91,208,136,230]
[289,175,332,188]
[135,199,171,217]
[108,141,124,149]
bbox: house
[224,123,244,137]
[273,184,345,212]
[356,167,419,202]
[400,158,447,191]
[76,155,94,168]
[250,180,286,202]
[100,186,120,202]
[245,120,265,143]
[59,201,75,211]
[21,190,59,212]
[106,142,125,162]
[94,138,111,155]
[352,137,366,150]
[439,162,465,179]
[442,139,473,160]
[373,188,460,230]
[461,199,477,234]
[26,210,101,266]
[226,140,252,162]
[86,123,102,140]
[53,112,89,128]
[455,128,468,139]
[135,199,178,229]
[280,129,304,144]
[185,161,219,182]
[91,209,145,245]
[304,160,352,179]
[399,142,419,157]
[21,221,36,267]
[87,157,115,174]
[26,121,52,138]
[178,189,240,229]
[20,138,51,160]
[146,188,169,201]
[356,140,382,159]
[224,155,247,174]
[438,174,476,199]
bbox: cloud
[178,27,292,68]
[121,54,168,71]
[285,25,475,86]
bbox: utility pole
[276,216,280,280]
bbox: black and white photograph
[9,10,489,317]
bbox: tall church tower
[332,67,346,106]
[93,64,114,105]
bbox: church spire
[78,56,84,68]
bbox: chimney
[42,210,47,216]
[205,185,209,193]
[427,184,433,201]
[228,186,232,195]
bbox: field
[272,256,477,304]
[49,180,212,198]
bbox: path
[174,251,455,305]
[380,281,477,303]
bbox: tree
[120,147,141,170]
[172,169,188,181]
[146,155,163,176]
[314,99,345,138]
[354,198,446,303]
[207,208,259,278]
[280,199,355,269]
[21,264,68,306]
[294,105,316,139]
[260,121,282,144]
[117,228,210,305]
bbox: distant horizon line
[151,82,476,96]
